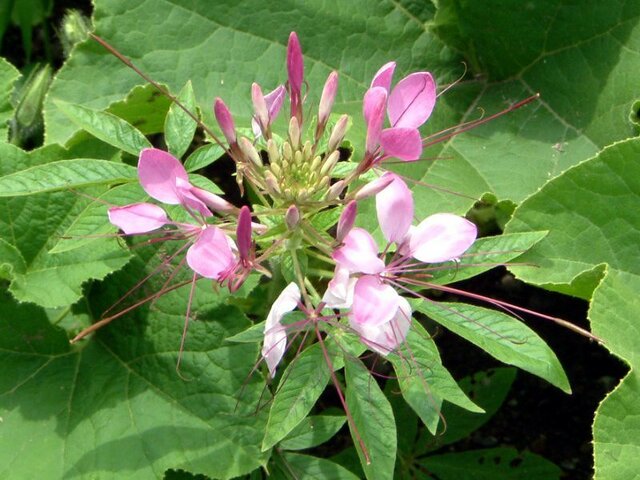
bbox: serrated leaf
[262,342,331,451]
[418,447,562,479]
[280,414,346,451]
[0,159,137,196]
[56,101,151,155]
[165,81,198,159]
[390,322,482,435]
[416,301,570,392]
[345,357,396,480]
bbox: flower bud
[318,71,338,127]
[336,200,357,244]
[285,205,300,230]
[251,83,270,134]
[326,180,346,201]
[264,170,281,194]
[288,116,301,149]
[239,137,263,167]
[190,187,237,214]
[328,114,349,152]
[319,151,340,177]
[237,206,252,262]
[354,173,394,201]
[214,98,237,145]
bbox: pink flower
[262,282,301,377]
[107,148,237,281]
[251,84,286,138]
[364,62,437,162]
[324,174,476,354]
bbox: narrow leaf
[164,81,198,159]
[282,453,361,480]
[280,414,346,451]
[56,101,151,155]
[184,143,225,171]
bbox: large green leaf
[0,264,267,479]
[505,137,640,480]
[0,143,131,308]
[0,57,20,141]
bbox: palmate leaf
[505,137,640,480]
[0,143,131,308]
[0,251,268,479]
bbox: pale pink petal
[351,296,411,355]
[379,127,423,161]
[350,276,399,327]
[318,71,338,125]
[363,87,387,154]
[262,282,301,377]
[409,213,477,263]
[175,178,212,218]
[251,83,270,133]
[388,72,436,129]
[138,148,189,204]
[376,173,414,244]
[370,61,396,92]
[186,226,236,279]
[190,187,236,213]
[354,173,395,201]
[265,85,286,121]
[322,265,357,309]
[335,200,357,244]
[108,203,168,234]
[332,228,385,274]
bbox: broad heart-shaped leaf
[45,0,455,151]
[344,357,396,480]
[261,341,331,451]
[389,322,482,435]
[0,158,137,196]
[504,138,640,480]
[56,101,152,155]
[0,265,268,479]
[0,57,20,141]
[165,81,198,159]
[417,447,562,479]
[416,301,570,392]
[0,143,131,308]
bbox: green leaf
[504,138,640,479]
[261,342,331,451]
[0,57,20,141]
[106,83,173,136]
[0,159,137,196]
[164,81,198,159]
[418,447,562,479]
[56,101,151,155]
[345,357,396,480]
[280,413,346,451]
[428,231,548,285]
[281,453,360,480]
[225,320,266,344]
[184,143,225,172]
[0,268,268,479]
[0,238,26,279]
[390,322,482,435]
[0,143,131,308]
[417,367,517,454]
[416,301,570,392]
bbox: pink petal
[376,173,414,244]
[350,276,399,327]
[214,98,236,145]
[322,265,357,309]
[175,178,212,218]
[351,295,411,355]
[262,282,301,377]
[236,206,252,263]
[318,71,339,125]
[335,200,357,244]
[190,187,236,213]
[107,203,168,234]
[388,72,436,129]
[332,228,385,274]
[251,83,270,133]
[138,148,189,204]
[354,173,395,201]
[409,213,477,263]
[266,85,286,121]
[380,127,423,161]
[363,87,387,154]
[186,226,236,279]
[370,61,396,92]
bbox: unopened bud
[251,83,270,134]
[319,151,340,177]
[214,98,236,145]
[289,116,301,149]
[326,180,346,201]
[354,173,394,201]
[318,71,338,127]
[236,206,252,261]
[285,205,300,230]
[336,200,357,243]
[60,10,90,58]
[264,170,281,194]
[267,139,280,163]
[328,114,349,152]
[239,137,263,167]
